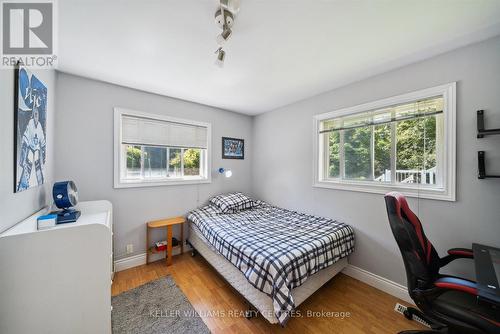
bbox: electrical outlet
[394,303,407,314]
[126,244,134,254]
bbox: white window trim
[113,107,212,188]
[312,82,456,201]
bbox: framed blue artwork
[222,137,244,160]
[14,64,48,192]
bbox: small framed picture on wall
[222,137,244,160]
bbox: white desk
[0,200,113,334]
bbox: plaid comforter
[187,201,355,325]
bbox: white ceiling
[58,0,500,115]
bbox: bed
[187,194,355,325]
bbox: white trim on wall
[113,107,212,188]
[114,253,414,305]
[114,253,147,272]
[312,82,457,201]
[114,247,189,272]
[342,264,413,305]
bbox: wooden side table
[146,216,185,266]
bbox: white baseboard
[114,253,147,272]
[115,253,413,305]
[342,264,414,304]
[114,248,188,272]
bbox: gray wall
[5,37,498,288]
[252,36,500,285]
[0,69,56,233]
[54,73,253,259]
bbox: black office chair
[384,192,500,334]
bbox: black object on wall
[477,109,500,138]
[477,110,500,179]
[478,151,500,179]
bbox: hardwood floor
[112,253,424,333]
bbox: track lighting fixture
[220,0,241,14]
[217,27,232,45]
[213,0,240,66]
[215,8,234,28]
[215,47,225,67]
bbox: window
[313,83,456,201]
[114,108,211,188]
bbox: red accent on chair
[384,192,499,333]
[386,192,431,264]
[447,249,473,258]
[425,241,432,264]
[477,315,500,328]
[434,282,478,296]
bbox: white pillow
[210,192,254,213]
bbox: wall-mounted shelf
[477,110,500,138]
[478,151,500,179]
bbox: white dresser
[0,200,113,334]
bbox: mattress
[188,201,355,324]
[188,225,348,324]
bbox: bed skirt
[188,225,348,324]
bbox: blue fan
[51,181,81,224]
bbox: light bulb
[225,169,233,178]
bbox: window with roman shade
[114,108,211,188]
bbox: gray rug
[112,276,210,334]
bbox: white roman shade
[121,115,208,149]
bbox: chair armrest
[434,277,478,296]
[440,248,473,267]
[447,248,473,258]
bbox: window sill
[114,177,211,189]
[313,179,455,201]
